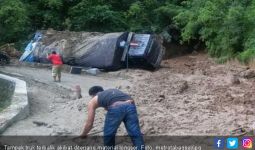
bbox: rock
[57,128,72,135]
[148,127,156,134]
[159,95,165,99]
[52,128,72,136]
[116,86,122,89]
[177,81,188,93]
[70,94,77,100]
[229,75,240,85]
[78,106,82,111]
[184,100,190,104]
[192,50,198,55]
[71,85,82,100]
[54,98,67,103]
[77,103,85,111]
[194,69,205,75]
[140,120,145,128]
[231,127,247,136]
[240,69,255,79]
[155,95,165,102]
[155,98,164,102]
[33,121,48,127]
[245,110,254,115]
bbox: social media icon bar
[214,138,224,149]
[227,137,238,149]
[242,137,252,149]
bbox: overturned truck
[20,30,165,70]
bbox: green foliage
[69,2,127,32]
[125,0,164,32]
[0,0,29,45]
[26,0,64,30]
[175,0,243,56]
[238,0,255,63]
[174,0,255,63]
[126,1,148,32]
[1,0,180,47]
[1,0,255,64]
[104,0,137,11]
[238,49,255,64]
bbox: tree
[174,0,251,62]
[69,1,127,32]
[0,0,29,45]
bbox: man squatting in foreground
[80,86,145,149]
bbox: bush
[238,49,255,64]
[174,0,246,57]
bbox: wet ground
[1,52,255,136]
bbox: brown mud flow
[1,52,255,137]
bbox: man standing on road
[80,86,144,149]
[47,51,63,82]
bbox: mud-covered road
[0,65,130,136]
[1,52,255,136]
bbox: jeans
[104,103,145,149]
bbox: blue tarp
[19,32,42,62]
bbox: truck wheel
[153,45,165,69]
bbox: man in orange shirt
[47,51,63,82]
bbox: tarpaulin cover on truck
[75,32,128,70]
[19,30,164,70]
